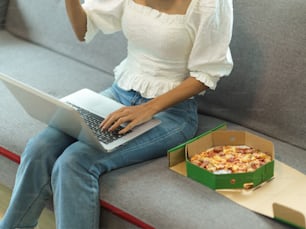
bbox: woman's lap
[0,84,198,228]
[25,97,198,176]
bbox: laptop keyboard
[68,103,127,144]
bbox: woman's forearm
[65,0,87,41]
[144,77,208,115]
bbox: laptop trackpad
[61,88,123,118]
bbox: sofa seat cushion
[1,111,303,228]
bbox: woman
[0,0,233,228]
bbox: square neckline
[130,0,195,16]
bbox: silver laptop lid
[0,73,161,152]
[0,73,105,151]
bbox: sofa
[1,0,305,228]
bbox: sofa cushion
[5,0,127,74]
[197,0,306,149]
[0,0,8,29]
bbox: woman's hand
[99,104,154,134]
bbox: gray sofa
[1,0,305,228]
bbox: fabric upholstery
[5,0,127,74]
[197,0,306,149]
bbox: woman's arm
[145,77,207,114]
[101,77,207,134]
[65,0,87,41]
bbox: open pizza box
[168,124,306,228]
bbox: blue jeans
[0,84,198,229]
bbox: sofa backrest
[4,0,127,75]
[198,0,306,149]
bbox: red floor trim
[0,146,155,229]
[0,146,20,164]
[100,200,155,229]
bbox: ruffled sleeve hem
[186,0,234,92]
[82,0,125,42]
[190,71,220,92]
[83,13,98,43]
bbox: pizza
[189,145,272,174]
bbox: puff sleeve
[82,0,126,42]
[187,0,234,91]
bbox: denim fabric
[0,84,198,229]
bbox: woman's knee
[21,127,76,163]
[51,141,102,182]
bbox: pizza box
[185,130,274,189]
[168,124,306,228]
[218,161,306,229]
[168,125,274,190]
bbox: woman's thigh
[21,127,77,165]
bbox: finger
[100,107,126,129]
[108,116,130,132]
[99,118,106,128]
[118,113,154,134]
[118,121,136,134]
[100,113,120,131]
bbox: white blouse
[82,0,233,98]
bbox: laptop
[0,73,161,152]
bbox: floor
[0,183,140,229]
[0,183,56,229]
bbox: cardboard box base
[170,159,306,228]
[168,126,306,228]
[217,160,306,229]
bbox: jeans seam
[14,181,51,229]
[90,175,99,229]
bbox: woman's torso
[115,0,195,98]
